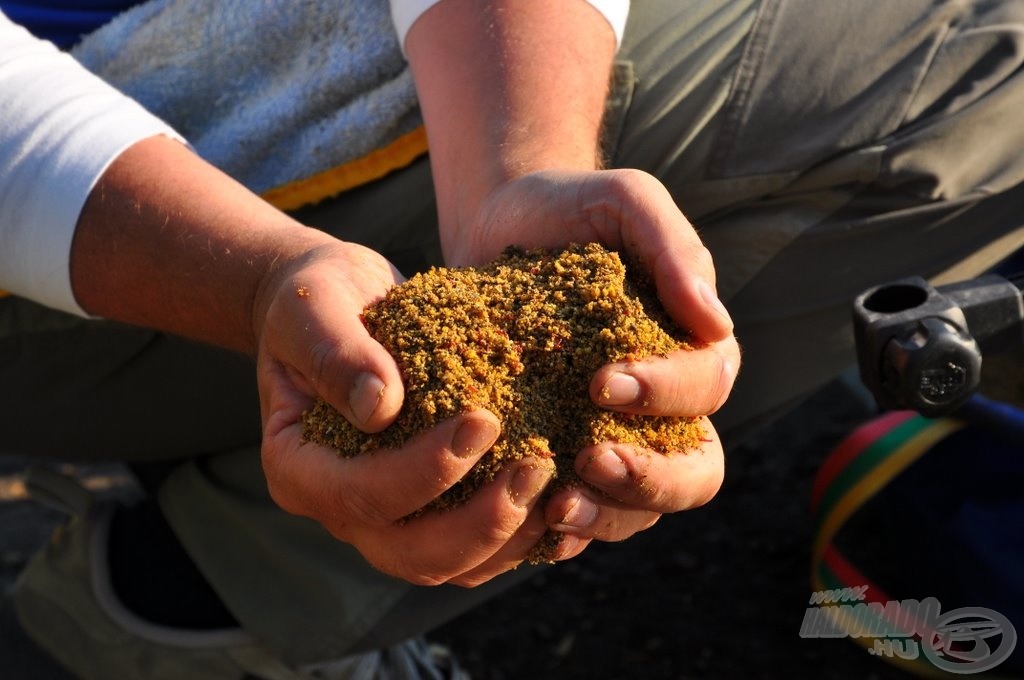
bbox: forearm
[1,14,329,354]
[404,0,619,242]
[70,135,333,355]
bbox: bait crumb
[301,243,706,562]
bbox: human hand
[443,169,738,556]
[252,239,556,586]
[65,132,554,585]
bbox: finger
[549,533,591,561]
[297,296,404,433]
[447,505,550,587]
[591,336,740,416]
[261,409,500,527]
[271,262,405,434]
[573,419,725,514]
[353,456,556,586]
[579,169,734,343]
[545,486,661,542]
[647,235,735,345]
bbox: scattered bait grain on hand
[301,243,705,510]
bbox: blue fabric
[844,399,1024,673]
[896,418,1024,671]
[0,1,143,48]
[70,0,420,200]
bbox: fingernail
[451,418,500,458]
[599,373,641,406]
[350,372,385,426]
[508,464,551,507]
[581,448,629,488]
[557,494,599,530]
[698,280,733,330]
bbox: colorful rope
[810,411,966,677]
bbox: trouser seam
[707,0,783,179]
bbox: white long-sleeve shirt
[0,2,628,316]
[0,14,182,315]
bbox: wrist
[404,0,615,252]
[438,149,602,248]
[69,135,335,355]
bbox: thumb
[264,259,405,434]
[305,297,405,434]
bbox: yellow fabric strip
[261,125,429,212]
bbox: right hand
[442,169,737,556]
[252,238,555,587]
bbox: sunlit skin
[69,1,740,587]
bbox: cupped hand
[252,238,555,585]
[542,420,726,560]
[443,169,740,554]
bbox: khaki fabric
[4,0,1024,667]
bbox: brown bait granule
[302,243,706,556]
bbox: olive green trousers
[4,0,1024,666]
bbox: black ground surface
[3,374,1007,679]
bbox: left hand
[443,168,738,559]
[253,238,555,586]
